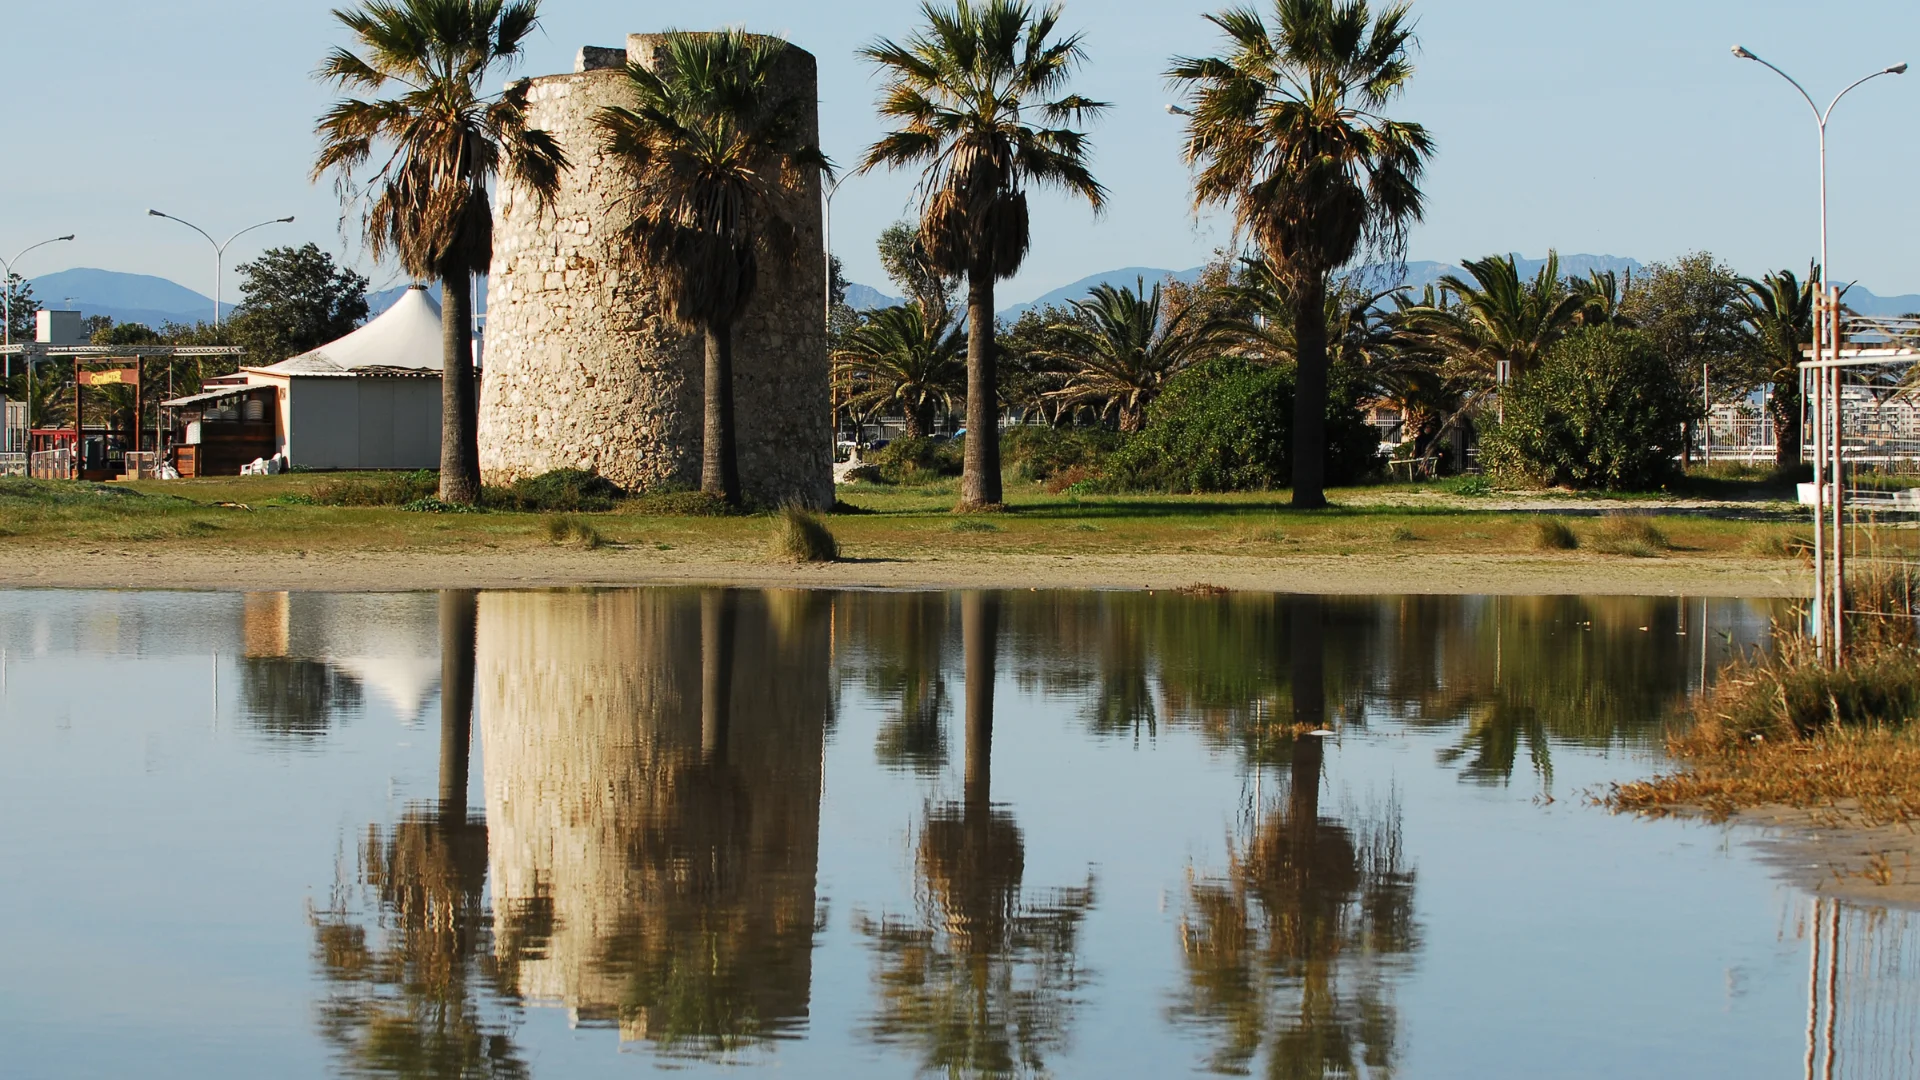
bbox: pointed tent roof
[249,285,444,377]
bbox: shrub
[768,505,839,562]
[1443,474,1492,497]
[1533,517,1578,551]
[400,497,484,514]
[487,468,623,512]
[624,489,737,516]
[1000,426,1120,483]
[1104,357,1379,493]
[543,514,605,548]
[1478,326,1697,491]
[867,437,964,485]
[313,470,438,506]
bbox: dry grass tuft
[769,505,839,563]
[951,519,1001,533]
[543,515,605,549]
[1388,525,1419,542]
[1591,513,1669,557]
[1533,517,1578,551]
[1177,582,1231,597]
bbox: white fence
[0,452,24,477]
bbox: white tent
[255,285,445,377]
[244,286,445,470]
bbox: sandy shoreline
[1643,806,1920,912]
[0,544,1812,596]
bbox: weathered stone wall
[479,34,831,508]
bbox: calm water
[1,588,1916,1079]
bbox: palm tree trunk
[1770,382,1802,470]
[1291,275,1330,509]
[701,589,736,763]
[961,268,1002,509]
[703,325,742,506]
[1289,594,1325,826]
[439,267,482,504]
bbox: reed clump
[543,514,605,549]
[1611,570,1920,824]
[769,505,838,563]
[1533,517,1578,551]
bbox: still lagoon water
[1,588,1915,1078]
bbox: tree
[1622,253,1751,465]
[995,303,1080,424]
[228,243,371,365]
[1169,0,1433,509]
[1044,277,1222,432]
[861,0,1109,510]
[313,0,567,505]
[1394,252,1581,385]
[595,30,827,507]
[833,303,968,438]
[1737,267,1815,468]
[877,220,960,319]
[2,274,35,345]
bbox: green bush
[624,489,738,516]
[1000,426,1121,483]
[867,437,964,485]
[312,470,439,506]
[1104,357,1379,493]
[486,468,624,512]
[1478,327,1697,491]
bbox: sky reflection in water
[0,588,1915,1079]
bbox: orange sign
[77,366,140,387]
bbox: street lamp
[2,234,75,381]
[1733,45,1906,652]
[1730,46,1905,292]
[146,211,295,326]
[1164,103,1193,116]
[823,169,851,448]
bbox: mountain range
[26,258,1920,332]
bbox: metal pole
[2,235,77,384]
[1812,291,1826,644]
[1831,288,1846,661]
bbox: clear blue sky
[4,0,1918,303]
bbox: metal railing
[0,452,24,477]
[29,448,73,480]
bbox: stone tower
[478,34,830,508]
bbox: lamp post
[146,211,295,327]
[823,171,850,447]
[1733,46,1907,653]
[2,234,75,383]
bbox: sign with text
[77,366,139,387]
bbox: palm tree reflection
[861,591,1097,1076]
[1173,597,1418,1078]
[310,589,527,1079]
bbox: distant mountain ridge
[27,262,1920,333]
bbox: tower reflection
[479,588,832,1056]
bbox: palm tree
[1737,267,1814,468]
[1395,252,1583,386]
[860,0,1109,510]
[314,0,567,506]
[595,32,829,507]
[1169,0,1433,509]
[1044,277,1222,432]
[1570,269,1635,328]
[833,304,968,438]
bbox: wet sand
[1669,806,1920,912]
[0,543,1812,597]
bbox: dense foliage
[1477,327,1697,491]
[1106,357,1378,493]
[228,244,370,365]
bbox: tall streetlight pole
[2,234,75,382]
[823,171,850,447]
[1733,46,1907,652]
[146,211,295,327]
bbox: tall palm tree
[1396,252,1583,386]
[314,0,567,505]
[861,0,1109,510]
[596,31,829,507]
[833,304,968,438]
[1570,269,1636,328]
[1737,266,1814,468]
[1169,0,1433,509]
[1044,277,1222,432]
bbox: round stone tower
[478,34,831,508]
